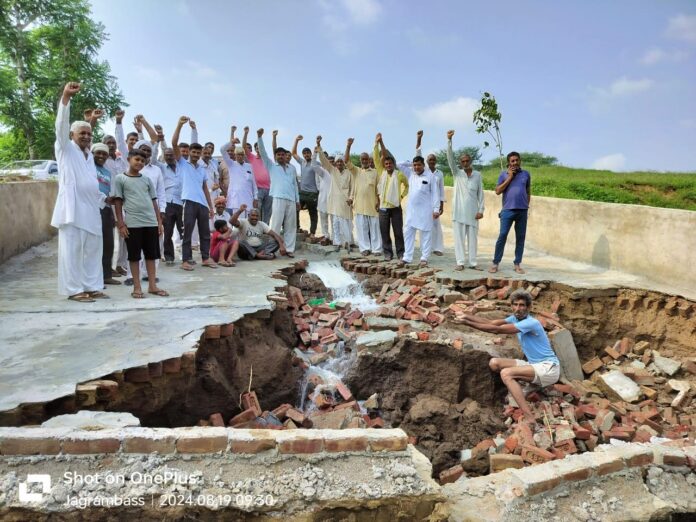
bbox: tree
[473,91,504,171]
[434,145,482,176]
[486,151,558,169]
[0,0,125,159]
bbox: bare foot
[488,264,499,273]
[514,265,526,274]
[454,265,465,271]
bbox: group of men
[51,81,531,301]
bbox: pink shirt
[246,151,270,190]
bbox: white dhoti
[57,225,103,296]
[403,225,432,263]
[269,197,297,253]
[331,215,352,246]
[117,235,128,269]
[431,216,444,253]
[355,214,381,253]
[453,221,479,267]
[319,211,331,240]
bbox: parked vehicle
[0,160,59,180]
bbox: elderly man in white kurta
[399,155,440,267]
[220,142,258,218]
[317,138,353,252]
[345,138,381,255]
[51,82,107,302]
[447,130,485,270]
[313,150,332,240]
[415,130,446,255]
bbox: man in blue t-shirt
[489,151,530,275]
[461,289,560,425]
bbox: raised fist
[239,203,248,212]
[272,130,278,137]
[375,132,382,142]
[447,130,455,140]
[347,137,354,145]
[63,82,80,97]
[243,126,249,133]
[257,128,264,137]
[296,135,303,141]
[93,109,104,119]
[316,135,322,144]
[231,125,237,133]
[83,109,93,120]
[115,109,125,120]
[417,130,423,138]
[189,120,196,129]
[179,116,190,125]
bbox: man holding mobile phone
[490,152,531,274]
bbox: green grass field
[443,166,696,211]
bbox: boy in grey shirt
[113,149,168,298]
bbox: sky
[88,0,696,172]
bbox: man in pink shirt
[242,126,272,223]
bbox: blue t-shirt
[497,170,530,210]
[179,158,208,207]
[96,164,111,197]
[505,314,559,365]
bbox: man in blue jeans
[490,151,530,274]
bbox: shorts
[211,239,237,262]
[125,226,160,262]
[515,359,560,387]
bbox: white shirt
[141,163,166,213]
[403,169,440,231]
[50,100,105,236]
[220,144,258,210]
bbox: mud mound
[344,338,507,474]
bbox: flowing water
[297,261,377,412]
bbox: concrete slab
[0,239,317,412]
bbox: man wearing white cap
[220,129,258,219]
[51,82,108,302]
[92,142,120,286]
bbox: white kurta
[221,146,258,216]
[447,142,484,225]
[51,99,106,295]
[404,170,440,231]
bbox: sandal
[454,265,465,271]
[488,265,499,273]
[469,266,483,271]
[202,261,218,269]
[87,291,109,299]
[514,266,526,274]
[68,293,95,303]
[419,261,428,267]
[148,289,169,297]
[227,260,236,267]
[180,263,194,271]
[131,291,145,299]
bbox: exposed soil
[344,337,507,475]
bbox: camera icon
[18,474,52,503]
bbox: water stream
[297,261,378,413]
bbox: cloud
[666,14,696,43]
[640,47,688,65]
[591,153,626,171]
[341,0,382,25]
[414,97,479,127]
[349,101,380,120]
[592,77,654,97]
[317,0,382,54]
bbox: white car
[0,160,59,180]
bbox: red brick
[625,452,653,468]
[416,331,430,341]
[286,408,307,426]
[521,445,555,464]
[220,323,235,337]
[439,464,464,484]
[162,357,182,374]
[325,436,369,452]
[0,437,61,455]
[205,325,221,339]
[604,346,621,360]
[561,466,592,482]
[335,382,353,401]
[504,435,519,453]
[554,439,578,455]
[229,439,276,453]
[180,351,197,372]
[208,413,225,427]
[229,408,258,427]
[470,285,488,300]
[663,454,688,466]
[490,453,524,472]
[596,458,625,475]
[619,337,633,355]
[370,435,407,451]
[581,357,603,375]
[278,437,324,454]
[63,438,120,454]
[176,434,227,453]
[452,339,464,350]
[572,425,592,440]
[123,436,176,454]
[473,439,496,456]
[124,365,150,383]
[576,404,598,419]
[272,403,292,420]
[148,362,163,378]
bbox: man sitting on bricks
[460,289,560,426]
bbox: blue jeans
[493,209,528,265]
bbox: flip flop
[131,291,145,299]
[514,266,526,274]
[469,266,483,271]
[180,264,194,271]
[88,291,109,299]
[202,262,218,269]
[148,289,169,297]
[419,261,428,267]
[488,265,499,273]
[454,265,465,271]
[68,293,95,303]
